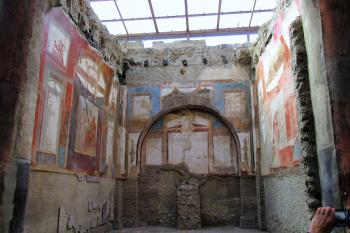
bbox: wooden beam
[217,0,222,30]
[184,0,189,36]
[115,26,259,40]
[113,0,128,34]
[249,0,257,28]
[100,9,275,23]
[148,0,159,33]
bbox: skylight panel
[157,18,186,32]
[249,33,259,42]
[250,12,274,26]
[205,35,248,46]
[90,1,120,20]
[190,16,217,30]
[117,0,151,19]
[255,0,276,10]
[152,0,185,16]
[221,0,255,12]
[220,13,251,28]
[125,20,155,34]
[188,0,219,14]
[103,22,126,35]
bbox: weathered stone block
[176,179,201,230]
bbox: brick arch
[136,103,242,174]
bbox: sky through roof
[90,0,276,47]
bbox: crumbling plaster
[124,41,252,86]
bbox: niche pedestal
[176,179,201,230]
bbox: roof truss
[90,0,275,41]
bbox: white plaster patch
[132,95,151,119]
[238,132,252,174]
[118,127,126,174]
[213,135,231,167]
[145,138,162,165]
[224,91,247,117]
[168,131,208,174]
[128,133,140,168]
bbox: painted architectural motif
[127,81,254,175]
[256,0,301,174]
[32,8,125,177]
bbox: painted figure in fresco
[84,114,97,150]
[53,40,66,64]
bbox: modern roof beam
[100,9,274,23]
[249,0,257,28]
[148,0,159,33]
[115,26,259,40]
[184,0,189,39]
[113,0,128,34]
[217,0,222,30]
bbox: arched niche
[136,105,242,175]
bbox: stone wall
[264,170,310,233]
[24,171,115,233]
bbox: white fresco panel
[133,95,151,118]
[168,131,208,174]
[238,132,252,173]
[47,22,71,67]
[40,80,63,153]
[224,91,246,117]
[213,135,231,167]
[128,133,140,167]
[106,120,114,164]
[118,127,126,174]
[145,138,163,165]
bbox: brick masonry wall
[113,180,123,229]
[138,166,184,226]
[240,176,257,229]
[122,178,139,227]
[116,165,259,229]
[199,177,241,226]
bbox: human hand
[308,207,336,233]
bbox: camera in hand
[335,210,350,227]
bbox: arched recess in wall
[136,104,242,175]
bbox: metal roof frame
[90,0,274,41]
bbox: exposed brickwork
[122,178,139,227]
[116,165,260,229]
[199,177,241,227]
[113,180,123,229]
[240,176,257,229]
[139,166,183,227]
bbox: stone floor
[110,226,264,233]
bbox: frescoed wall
[127,81,254,176]
[141,110,239,175]
[256,0,302,175]
[31,8,126,178]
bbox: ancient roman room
[1,0,350,232]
